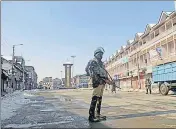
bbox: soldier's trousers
[146,85,151,94]
[89,84,105,117]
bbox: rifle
[98,63,121,89]
[87,59,121,89]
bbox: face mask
[95,52,103,60]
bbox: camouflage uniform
[145,78,152,94]
[111,81,116,93]
[85,47,109,122]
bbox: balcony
[128,25,176,57]
[106,24,176,70]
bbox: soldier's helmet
[94,47,105,56]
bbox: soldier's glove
[86,72,90,76]
[105,79,112,85]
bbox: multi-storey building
[42,77,52,89]
[73,74,90,88]
[1,56,28,91]
[105,11,176,90]
[52,78,62,89]
[25,66,38,89]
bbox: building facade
[52,78,62,89]
[42,77,53,89]
[105,11,176,90]
[1,56,30,91]
[25,66,38,90]
[73,74,89,88]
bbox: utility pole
[11,45,15,90]
[71,56,76,86]
[11,44,23,91]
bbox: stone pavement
[1,89,176,128]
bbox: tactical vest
[89,59,108,88]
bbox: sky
[1,1,175,81]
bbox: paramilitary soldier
[145,77,152,94]
[85,47,114,122]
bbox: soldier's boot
[149,89,152,94]
[88,96,100,122]
[96,96,106,120]
[146,88,148,94]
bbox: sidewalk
[1,90,31,121]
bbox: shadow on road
[108,110,176,120]
[89,121,111,128]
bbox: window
[133,43,138,50]
[175,39,176,53]
[140,55,143,66]
[139,41,142,46]
[143,40,146,44]
[155,29,159,37]
[161,44,168,58]
[143,53,147,64]
[172,17,176,26]
[144,35,150,42]
[134,58,137,67]
[160,25,165,33]
[127,62,129,70]
[168,41,174,55]
[150,32,155,39]
[166,21,172,30]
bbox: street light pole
[71,55,76,77]
[71,56,76,87]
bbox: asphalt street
[1,89,176,128]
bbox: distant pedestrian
[111,80,116,93]
[145,77,152,94]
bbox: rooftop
[2,56,12,61]
[63,61,73,65]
